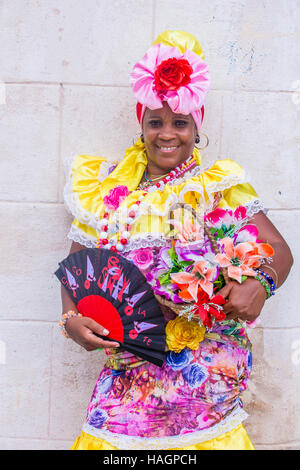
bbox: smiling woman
[141,103,197,175]
[58,30,293,451]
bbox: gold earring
[195,133,209,150]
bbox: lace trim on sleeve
[244,198,267,216]
[67,224,98,248]
[178,170,246,206]
[124,233,168,252]
[67,199,267,252]
[68,224,168,251]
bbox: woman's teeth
[158,146,178,152]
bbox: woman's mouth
[156,145,179,153]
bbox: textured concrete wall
[0,0,299,450]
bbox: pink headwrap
[130,42,210,132]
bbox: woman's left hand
[217,277,267,322]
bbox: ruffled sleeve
[204,160,265,215]
[175,158,265,218]
[68,218,98,247]
[201,159,265,215]
[220,182,262,212]
[64,154,108,229]
[196,158,246,203]
[63,154,109,247]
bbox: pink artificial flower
[205,206,261,243]
[204,206,248,229]
[235,225,259,243]
[204,208,230,228]
[172,217,204,246]
[171,260,217,301]
[103,185,130,210]
[130,43,210,116]
[129,248,154,271]
[214,237,273,283]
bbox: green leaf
[158,273,171,285]
[213,278,225,290]
[179,260,194,268]
[170,266,180,274]
[209,228,219,240]
[168,244,178,262]
[213,273,225,287]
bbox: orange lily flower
[214,237,274,283]
[171,261,217,301]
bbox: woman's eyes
[148,120,188,128]
[148,120,161,127]
[175,120,189,127]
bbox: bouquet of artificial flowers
[147,203,274,330]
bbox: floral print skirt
[72,321,254,450]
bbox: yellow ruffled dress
[64,139,262,450]
[71,423,254,450]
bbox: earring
[140,134,144,143]
[195,133,209,150]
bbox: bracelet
[59,310,82,338]
[260,265,278,287]
[254,274,273,300]
[256,268,277,294]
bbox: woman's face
[142,102,197,174]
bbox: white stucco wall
[0,0,299,450]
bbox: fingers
[217,282,234,300]
[219,281,264,323]
[218,283,243,321]
[85,330,120,350]
[225,312,240,321]
[222,300,233,315]
[81,317,120,350]
[83,317,110,337]
[222,302,238,321]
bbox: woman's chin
[149,152,190,172]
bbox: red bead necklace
[97,155,197,252]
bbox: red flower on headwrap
[154,57,193,92]
[131,43,210,118]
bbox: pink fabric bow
[130,43,210,132]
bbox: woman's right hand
[65,316,120,351]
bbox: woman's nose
[158,123,176,141]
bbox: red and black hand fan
[55,248,166,366]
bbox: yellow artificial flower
[166,316,206,353]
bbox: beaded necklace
[97,155,197,252]
[139,169,170,189]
